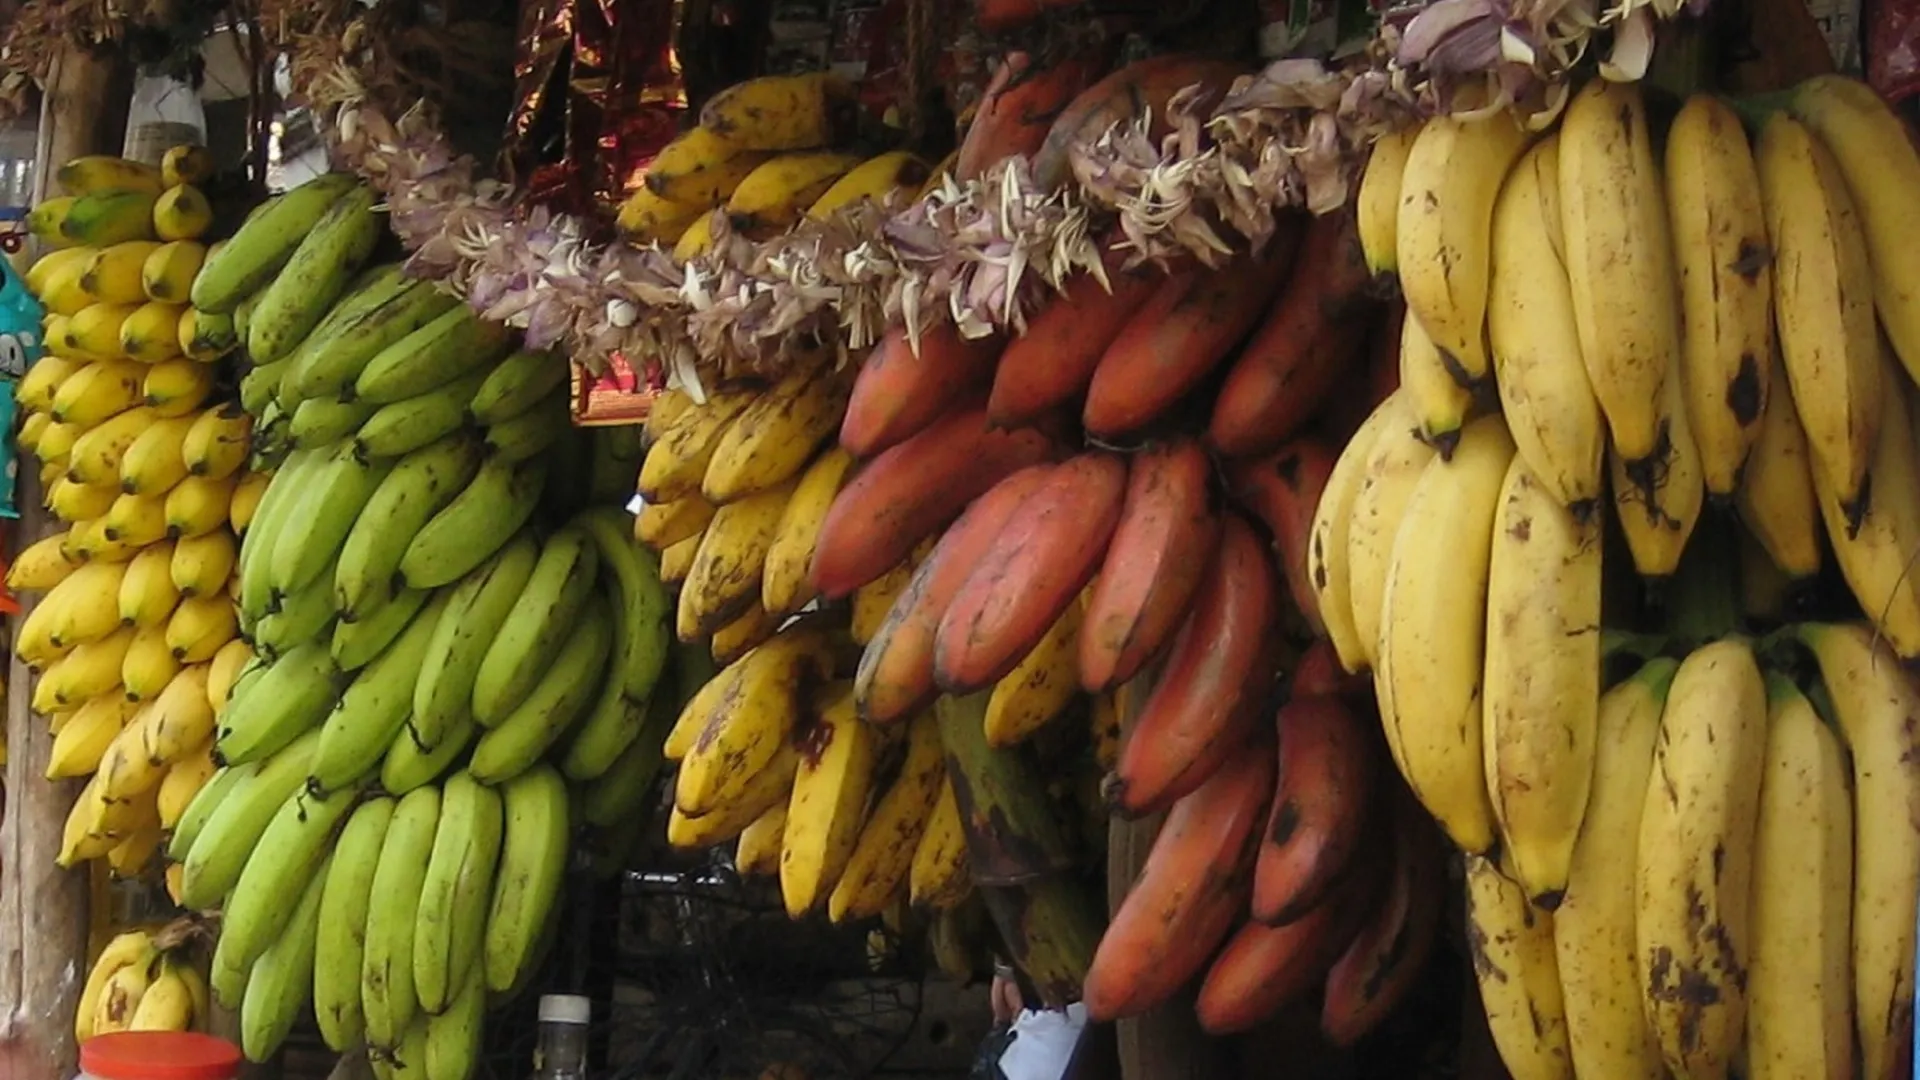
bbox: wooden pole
[0,44,129,1080]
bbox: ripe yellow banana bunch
[76,930,210,1039]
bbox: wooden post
[0,44,129,1080]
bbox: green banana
[299,263,410,348]
[399,456,548,589]
[288,281,461,400]
[483,765,571,992]
[363,786,441,1051]
[355,306,515,405]
[237,447,323,623]
[560,508,672,780]
[589,426,648,504]
[309,591,451,794]
[239,357,293,416]
[213,779,361,975]
[483,393,571,462]
[410,534,541,747]
[413,771,504,1015]
[60,190,160,246]
[472,525,600,726]
[335,433,488,618]
[388,1015,432,1080]
[216,642,341,766]
[580,689,675,828]
[314,796,395,1052]
[267,445,395,597]
[232,291,262,352]
[424,967,486,1080]
[247,185,383,363]
[239,852,329,1063]
[468,596,614,784]
[332,588,431,672]
[354,370,489,461]
[164,761,255,861]
[250,554,339,659]
[192,173,359,311]
[289,395,379,449]
[211,944,249,1012]
[185,730,315,907]
[470,349,569,425]
[382,710,476,795]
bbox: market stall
[0,0,1918,1076]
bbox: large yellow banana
[1666,94,1773,497]
[123,304,189,364]
[1636,638,1767,1079]
[1485,134,1606,512]
[1757,110,1880,526]
[1482,454,1601,905]
[673,622,837,817]
[80,242,164,305]
[780,683,877,919]
[1345,392,1437,669]
[67,300,137,359]
[1816,357,1920,657]
[1394,111,1529,387]
[1747,673,1854,1080]
[8,531,81,592]
[642,126,772,207]
[982,593,1083,749]
[1795,621,1920,1080]
[827,712,944,922]
[141,240,207,304]
[1308,393,1399,673]
[614,185,705,244]
[1375,414,1515,854]
[909,777,970,909]
[180,403,251,480]
[701,360,849,503]
[665,745,800,850]
[1736,349,1822,582]
[75,930,154,1041]
[635,389,756,502]
[122,624,182,702]
[1558,79,1682,465]
[734,802,787,876]
[1608,369,1704,579]
[761,447,857,618]
[1463,854,1573,1080]
[677,474,801,641]
[806,151,929,219]
[699,72,856,152]
[45,694,137,779]
[726,153,863,233]
[1399,311,1474,451]
[1356,124,1419,279]
[57,156,164,196]
[50,359,143,426]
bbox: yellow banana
[673,212,719,262]
[828,712,945,922]
[27,246,96,296]
[127,960,197,1032]
[170,529,236,598]
[1736,348,1823,582]
[1399,311,1474,452]
[761,446,857,617]
[806,151,929,219]
[68,405,162,486]
[636,389,756,502]
[161,145,214,188]
[613,185,705,244]
[1816,355,1920,657]
[165,593,237,663]
[634,494,716,551]
[164,473,238,539]
[87,936,159,1036]
[701,360,849,503]
[674,621,837,816]
[8,530,82,591]
[726,153,863,233]
[18,352,83,410]
[699,72,857,152]
[122,302,189,364]
[181,403,251,480]
[27,557,130,652]
[734,802,787,876]
[117,413,196,496]
[228,472,269,534]
[106,820,164,878]
[983,594,1083,749]
[45,694,137,779]
[666,745,800,849]
[1308,393,1402,674]
[47,477,120,523]
[118,539,181,629]
[1355,124,1419,279]
[711,602,782,667]
[81,242,163,306]
[96,717,167,801]
[57,156,164,196]
[1345,392,1436,668]
[659,533,700,585]
[152,184,213,242]
[909,777,970,910]
[678,474,801,641]
[1463,853,1573,1079]
[206,638,253,714]
[140,664,216,765]
[144,356,214,415]
[643,126,772,206]
[103,491,170,547]
[121,624,182,702]
[850,544,928,648]
[36,625,135,710]
[75,930,154,1041]
[50,358,143,426]
[140,241,206,304]
[779,683,877,918]
[1608,368,1705,580]
[37,253,96,315]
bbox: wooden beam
[0,43,129,1080]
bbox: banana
[181,403,251,479]
[673,212,719,261]
[1375,414,1514,854]
[635,493,717,551]
[237,356,289,416]
[1735,348,1822,582]
[164,591,236,662]
[61,190,160,247]
[288,395,375,449]
[679,475,799,640]
[1307,395,1399,673]
[214,779,363,978]
[65,301,139,361]
[229,472,268,534]
[354,305,515,405]
[558,508,674,779]
[483,765,571,992]
[578,692,675,827]
[206,637,253,712]
[251,546,339,657]
[9,531,82,592]
[469,348,569,425]
[1757,110,1880,526]
[643,125,773,203]
[1665,95,1774,496]
[353,369,489,460]
[247,184,383,363]
[398,455,548,590]
[637,388,757,502]
[181,729,320,908]
[170,529,236,598]
[104,491,170,546]
[614,183,705,243]
[152,183,212,242]
[712,602,781,665]
[143,356,214,414]
[780,684,878,918]
[1559,79,1682,466]
[18,409,51,455]
[161,145,213,187]
[191,173,358,312]
[1463,853,1573,1079]
[472,526,600,724]
[45,694,137,779]
[807,150,928,218]
[179,307,236,361]
[1356,124,1419,278]
[68,405,161,486]
[122,303,188,363]
[699,72,856,152]
[29,246,95,300]
[286,279,460,401]
[410,534,541,746]
[468,595,614,783]
[117,413,196,495]
[1746,673,1854,1080]
[236,448,321,618]
[237,854,328,1061]
[37,255,95,314]
[57,155,164,195]
[50,357,142,425]
[726,152,863,232]
[26,556,131,652]
[1636,638,1768,1078]
[482,393,572,462]
[1394,110,1529,387]
[76,930,155,1041]
[140,240,205,304]
[269,446,394,595]
[36,417,85,464]
[735,803,788,876]
[673,621,835,815]
[48,476,120,523]
[136,663,216,765]
[762,446,856,617]
[982,593,1083,748]
[659,533,699,584]
[38,624,135,710]
[309,592,451,793]
[81,241,163,305]
[1485,136,1607,511]
[424,968,485,1080]
[1399,308,1475,453]
[413,771,504,1015]
[214,642,339,765]
[382,709,476,796]
[122,624,182,702]
[313,796,396,1051]
[331,588,429,673]
[362,786,441,1050]
[333,433,487,618]
[18,352,84,410]
[88,938,158,1034]
[155,739,217,827]
[1795,621,1920,1080]
[827,712,945,922]
[703,363,849,503]
[1608,370,1704,579]
[1815,356,1920,657]
[126,956,196,1032]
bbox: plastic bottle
[122,73,207,167]
[531,994,591,1080]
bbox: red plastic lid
[80,1032,243,1080]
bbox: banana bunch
[164,762,571,1067]
[615,72,925,252]
[29,149,214,253]
[74,925,214,1039]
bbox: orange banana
[1251,694,1376,925]
[1228,438,1338,636]
[840,324,1003,458]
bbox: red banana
[1228,438,1338,636]
[934,452,1129,692]
[811,403,1058,599]
[1207,208,1376,458]
[974,0,1089,33]
[840,324,1004,458]
[854,464,1056,724]
[1194,845,1383,1035]
[1033,54,1247,191]
[987,247,1181,429]
[1083,240,1298,440]
[957,52,1105,180]
[1079,437,1221,692]
[1083,744,1275,1022]
[1251,694,1376,925]
[1289,638,1370,703]
[1320,793,1446,1047]
[1109,515,1278,816]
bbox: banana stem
[1646,18,1711,103]
[1666,513,1742,647]
[1725,88,1798,131]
